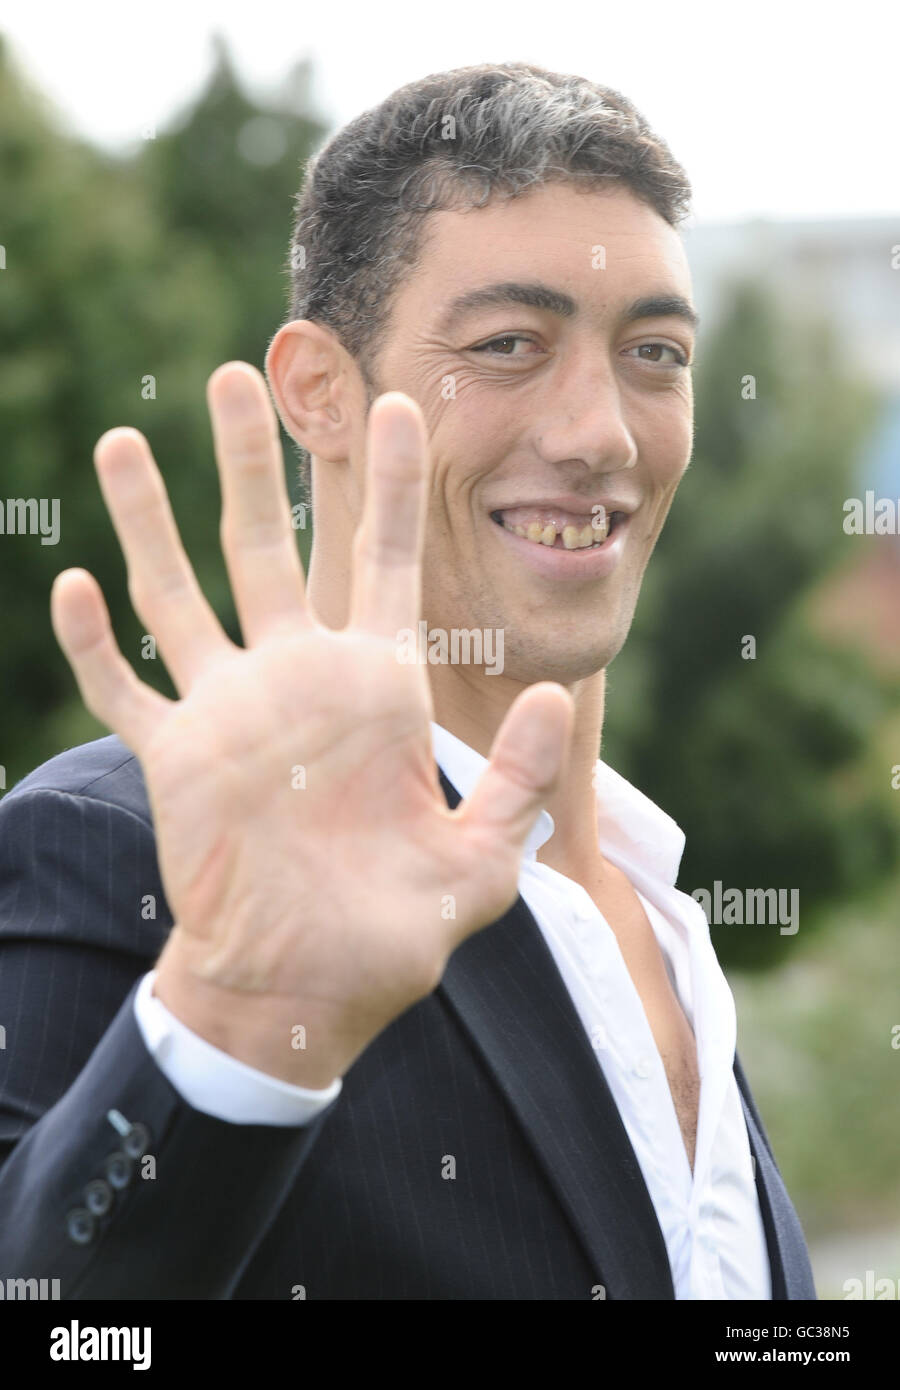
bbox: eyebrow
[436,280,700,336]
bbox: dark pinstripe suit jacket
[0,734,816,1299]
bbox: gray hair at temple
[283,61,693,509]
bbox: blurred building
[684,215,900,391]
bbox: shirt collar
[430,720,686,886]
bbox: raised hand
[51,363,574,1088]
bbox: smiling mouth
[489,509,628,549]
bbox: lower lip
[491,516,629,580]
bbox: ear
[265,320,366,463]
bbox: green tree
[0,34,326,786]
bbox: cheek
[417,359,523,440]
[645,465,684,519]
[422,418,519,529]
[639,416,692,497]
[423,458,483,553]
[631,449,689,541]
[656,457,690,498]
[412,358,497,423]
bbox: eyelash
[468,334,691,368]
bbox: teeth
[526,520,608,549]
[497,508,614,549]
[561,524,602,550]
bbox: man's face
[358,181,696,684]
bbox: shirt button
[66,1208,96,1244]
[633,1056,653,1079]
[590,1024,608,1050]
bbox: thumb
[458,682,574,853]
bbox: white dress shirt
[134,720,771,1300]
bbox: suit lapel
[734,1054,818,1300]
[436,767,674,1300]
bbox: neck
[431,664,607,877]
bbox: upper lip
[489,494,638,517]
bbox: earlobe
[265,320,356,463]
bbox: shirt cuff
[132,969,342,1126]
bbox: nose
[532,364,638,473]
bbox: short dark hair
[284,61,692,505]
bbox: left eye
[628,343,689,366]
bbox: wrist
[153,936,345,1089]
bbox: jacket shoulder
[5,734,151,825]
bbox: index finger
[209,362,310,645]
[348,393,430,639]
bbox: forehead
[405,182,692,319]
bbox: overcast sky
[3,0,896,225]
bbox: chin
[503,640,618,686]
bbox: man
[0,62,815,1299]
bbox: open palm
[51,363,573,1085]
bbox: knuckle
[221,513,285,552]
[223,424,278,468]
[129,560,188,608]
[353,526,416,569]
